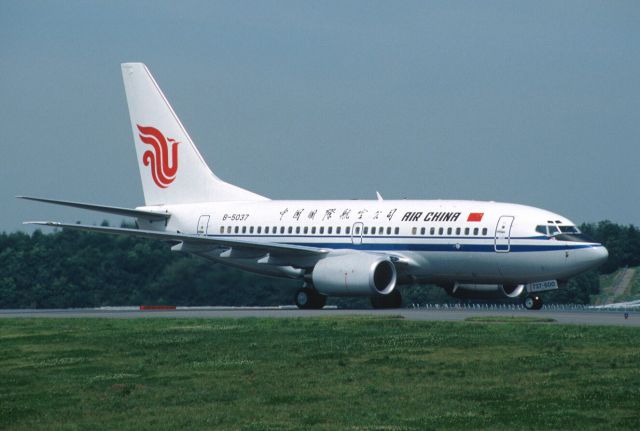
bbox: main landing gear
[524,295,543,310]
[370,289,403,309]
[294,287,327,310]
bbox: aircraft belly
[495,250,567,281]
[413,251,499,280]
[410,248,572,285]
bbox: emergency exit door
[197,215,210,235]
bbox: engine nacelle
[312,252,397,296]
[447,283,524,300]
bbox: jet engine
[312,252,397,296]
[446,283,525,300]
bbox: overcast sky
[2,1,639,232]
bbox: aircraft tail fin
[121,63,268,205]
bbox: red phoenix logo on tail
[137,125,179,188]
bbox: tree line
[0,221,636,308]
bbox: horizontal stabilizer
[25,221,327,258]
[17,196,170,222]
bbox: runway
[0,307,637,326]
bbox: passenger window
[394,227,399,235]
[482,228,488,235]
[455,227,461,235]
[328,227,332,234]
[311,227,316,234]
[447,227,452,235]
[303,227,308,234]
[234,226,239,234]
[430,227,435,235]
[250,226,254,234]
[264,226,269,234]
[288,226,292,234]
[242,226,247,234]
[371,227,376,235]
[281,226,286,234]
[387,227,391,235]
[438,227,443,235]
[363,227,368,235]
[258,226,262,234]
[220,227,224,234]
[319,227,324,234]
[412,227,417,235]
[355,227,360,234]
[464,227,469,235]
[420,227,425,235]
[338,227,343,234]
[296,226,301,234]
[273,226,277,234]
[473,228,479,235]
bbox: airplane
[20,63,608,310]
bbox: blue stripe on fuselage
[287,242,599,252]
[204,234,602,253]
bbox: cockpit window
[536,223,591,241]
[535,225,547,235]
[537,224,573,236]
[559,225,580,234]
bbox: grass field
[1,317,639,430]
[596,266,640,304]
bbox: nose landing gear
[524,295,543,310]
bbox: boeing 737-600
[21,63,608,310]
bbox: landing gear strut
[370,289,402,309]
[294,287,326,310]
[524,295,543,310]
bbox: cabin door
[351,222,364,245]
[197,215,210,236]
[494,216,514,252]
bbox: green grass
[1,317,639,430]
[597,266,640,304]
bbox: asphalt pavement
[0,307,637,326]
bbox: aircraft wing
[26,221,329,257]
[17,196,170,222]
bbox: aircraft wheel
[370,289,402,309]
[313,293,327,309]
[294,288,326,310]
[533,296,543,310]
[524,295,541,310]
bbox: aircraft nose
[591,245,608,267]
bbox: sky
[1,1,639,233]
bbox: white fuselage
[138,199,608,286]
[25,63,610,309]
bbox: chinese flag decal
[467,212,484,222]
